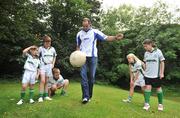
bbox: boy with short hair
[48,68,69,97]
[17,45,40,105]
[38,35,57,102]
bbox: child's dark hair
[143,39,156,47]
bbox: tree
[0,0,48,74]
[0,0,102,76]
[46,0,101,75]
[97,1,180,85]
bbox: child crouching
[48,68,69,97]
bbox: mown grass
[0,80,180,118]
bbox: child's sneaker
[122,99,131,103]
[158,104,164,111]
[143,103,150,111]
[17,99,23,105]
[29,99,35,104]
[38,97,43,102]
[44,96,52,101]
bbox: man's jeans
[80,57,97,99]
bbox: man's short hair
[83,18,91,24]
[143,39,153,44]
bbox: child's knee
[145,85,152,90]
[40,78,46,84]
[156,87,162,92]
[22,84,27,90]
[130,84,134,88]
[64,79,69,85]
[29,84,34,89]
[51,85,57,91]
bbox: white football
[70,50,86,67]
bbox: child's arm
[134,71,140,81]
[141,61,146,70]
[22,45,36,55]
[36,69,40,80]
[160,61,165,79]
[52,57,56,68]
[52,48,57,68]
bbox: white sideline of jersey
[144,48,165,78]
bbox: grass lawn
[0,80,180,118]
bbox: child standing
[142,39,165,111]
[38,35,57,102]
[123,53,145,103]
[48,68,69,97]
[17,46,40,105]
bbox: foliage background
[0,0,179,86]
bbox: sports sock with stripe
[39,91,43,97]
[29,89,34,99]
[44,92,48,97]
[21,90,25,99]
[157,89,163,104]
[144,89,151,103]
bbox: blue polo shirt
[76,28,108,57]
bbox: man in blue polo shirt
[76,18,124,104]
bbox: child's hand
[160,73,164,79]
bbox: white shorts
[134,77,145,87]
[40,64,53,77]
[22,70,37,84]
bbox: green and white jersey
[144,48,165,78]
[48,75,64,85]
[24,53,40,72]
[130,61,144,80]
[39,46,57,65]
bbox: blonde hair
[126,53,142,63]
